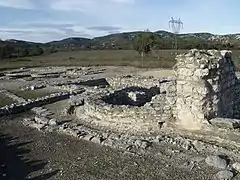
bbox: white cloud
[0,0,238,42]
[112,0,134,4]
[0,0,34,9]
[50,0,135,12]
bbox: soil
[0,114,217,180]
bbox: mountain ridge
[2,30,240,44]
[2,30,240,50]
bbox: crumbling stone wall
[78,89,166,134]
[174,49,239,126]
[159,78,177,119]
[106,75,160,90]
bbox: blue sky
[0,0,240,42]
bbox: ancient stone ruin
[68,49,240,132]
[173,49,240,129]
[2,49,240,133]
[1,49,240,156]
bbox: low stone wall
[75,89,170,134]
[20,78,110,92]
[52,78,109,87]
[23,115,224,156]
[0,89,84,117]
[106,75,160,90]
[0,90,26,103]
[21,84,47,91]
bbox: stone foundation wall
[79,92,164,133]
[174,49,239,125]
[106,76,160,89]
[0,89,84,117]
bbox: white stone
[215,170,234,180]
[34,116,49,125]
[205,155,228,169]
[31,123,46,130]
[49,119,57,126]
[232,162,240,172]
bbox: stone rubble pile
[24,107,57,131]
[64,67,106,76]
[32,107,54,117]
[204,155,240,179]
[63,95,85,115]
[23,113,237,159]
[5,73,31,79]
[21,84,47,91]
[22,115,197,154]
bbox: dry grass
[0,50,182,71]
[1,49,240,71]
[0,93,15,107]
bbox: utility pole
[168,17,183,50]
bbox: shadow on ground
[0,133,58,180]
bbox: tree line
[0,33,239,60]
[0,44,57,60]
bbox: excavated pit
[102,86,160,107]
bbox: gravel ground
[0,114,218,180]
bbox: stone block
[205,155,228,169]
[209,118,240,129]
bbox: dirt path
[138,69,173,78]
[0,114,217,180]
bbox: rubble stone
[205,155,228,169]
[215,170,234,180]
[209,118,240,129]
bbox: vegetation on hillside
[0,43,57,60]
[0,30,240,60]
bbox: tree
[19,48,30,57]
[29,46,44,56]
[3,44,15,58]
[133,33,158,58]
[44,46,57,54]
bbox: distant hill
[44,30,240,50]
[3,39,42,47]
[1,30,240,52]
[47,37,91,48]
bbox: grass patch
[10,88,61,100]
[0,50,180,71]
[0,94,15,107]
[1,49,240,71]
